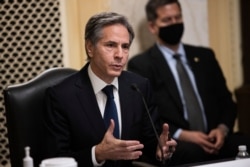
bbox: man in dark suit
[43,12,177,167]
[128,0,250,166]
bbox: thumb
[160,123,170,143]
[162,123,169,135]
[106,119,115,135]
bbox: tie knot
[102,85,114,99]
[173,54,181,60]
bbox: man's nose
[171,17,179,24]
[114,47,123,58]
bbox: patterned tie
[102,85,120,138]
[173,54,205,132]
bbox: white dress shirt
[87,65,122,166]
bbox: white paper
[192,158,250,167]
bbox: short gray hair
[85,12,134,60]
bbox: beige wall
[60,0,110,69]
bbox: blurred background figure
[128,0,250,165]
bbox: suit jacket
[43,63,159,167]
[127,44,237,135]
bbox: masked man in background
[128,0,250,165]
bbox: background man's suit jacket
[127,44,237,135]
[44,63,159,167]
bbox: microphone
[131,84,165,166]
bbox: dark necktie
[173,54,205,132]
[102,85,120,138]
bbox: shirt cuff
[173,128,182,139]
[91,146,105,167]
[217,124,229,137]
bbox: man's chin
[110,71,122,77]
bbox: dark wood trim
[235,0,250,137]
[240,0,250,84]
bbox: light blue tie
[102,85,120,138]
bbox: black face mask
[158,23,184,45]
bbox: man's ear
[85,40,93,58]
[148,21,157,35]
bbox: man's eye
[106,43,115,47]
[162,18,172,23]
[122,45,130,50]
[175,14,182,21]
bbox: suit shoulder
[128,46,156,68]
[184,44,214,53]
[121,70,149,83]
[130,45,156,60]
[184,44,216,59]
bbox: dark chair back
[4,67,77,167]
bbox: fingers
[164,139,177,159]
[100,120,146,161]
[110,141,144,160]
[201,138,220,154]
[207,129,225,152]
[121,141,144,153]
[162,123,169,136]
[157,123,177,161]
[98,134,144,161]
[159,123,170,145]
[213,139,224,152]
[116,142,143,160]
[96,139,144,161]
[117,150,143,160]
[212,132,224,150]
[163,139,176,160]
[180,130,218,155]
[202,138,215,148]
[167,139,177,151]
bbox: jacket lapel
[74,64,106,140]
[117,74,133,139]
[151,45,183,111]
[184,45,206,105]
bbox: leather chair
[4,67,77,167]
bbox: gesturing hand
[156,123,177,161]
[95,119,144,163]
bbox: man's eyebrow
[103,40,116,44]
[104,41,129,45]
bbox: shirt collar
[157,43,188,64]
[88,65,119,95]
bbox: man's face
[149,3,183,35]
[87,24,130,84]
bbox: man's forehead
[156,3,181,17]
[99,25,130,43]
